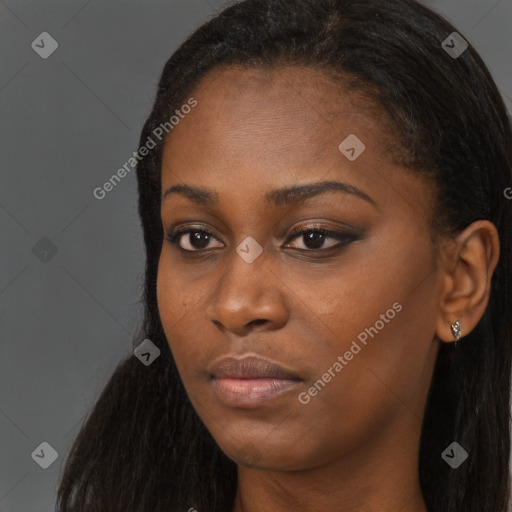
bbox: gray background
[0,1,511,511]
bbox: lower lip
[212,377,301,409]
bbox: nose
[205,247,289,336]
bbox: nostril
[212,320,226,332]
[249,319,267,327]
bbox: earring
[451,320,462,347]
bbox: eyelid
[285,222,359,241]
[284,226,359,251]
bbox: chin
[218,437,320,472]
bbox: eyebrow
[161,180,378,209]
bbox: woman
[56,0,512,511]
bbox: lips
[210,356,301,380]
[209,356,302,409]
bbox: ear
[435,220,500,344]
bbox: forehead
[160,65,433,223]
[172,65,389,158]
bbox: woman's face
[157,65,444,471]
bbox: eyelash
[165,224,359,254]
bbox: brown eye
[286,227,358,251]
[166,228,223,251]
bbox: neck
[231,413,428,512]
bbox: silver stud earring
[451,320,462,347]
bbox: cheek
[156,255,210,381]
[278,301,435,468]
[309,274,438,439]
[156,249,198,327]
[156,256,190,357]
[290,239,439,439]
[156,259,175,329]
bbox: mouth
[209,356,303,409]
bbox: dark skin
[156,66,500,512]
